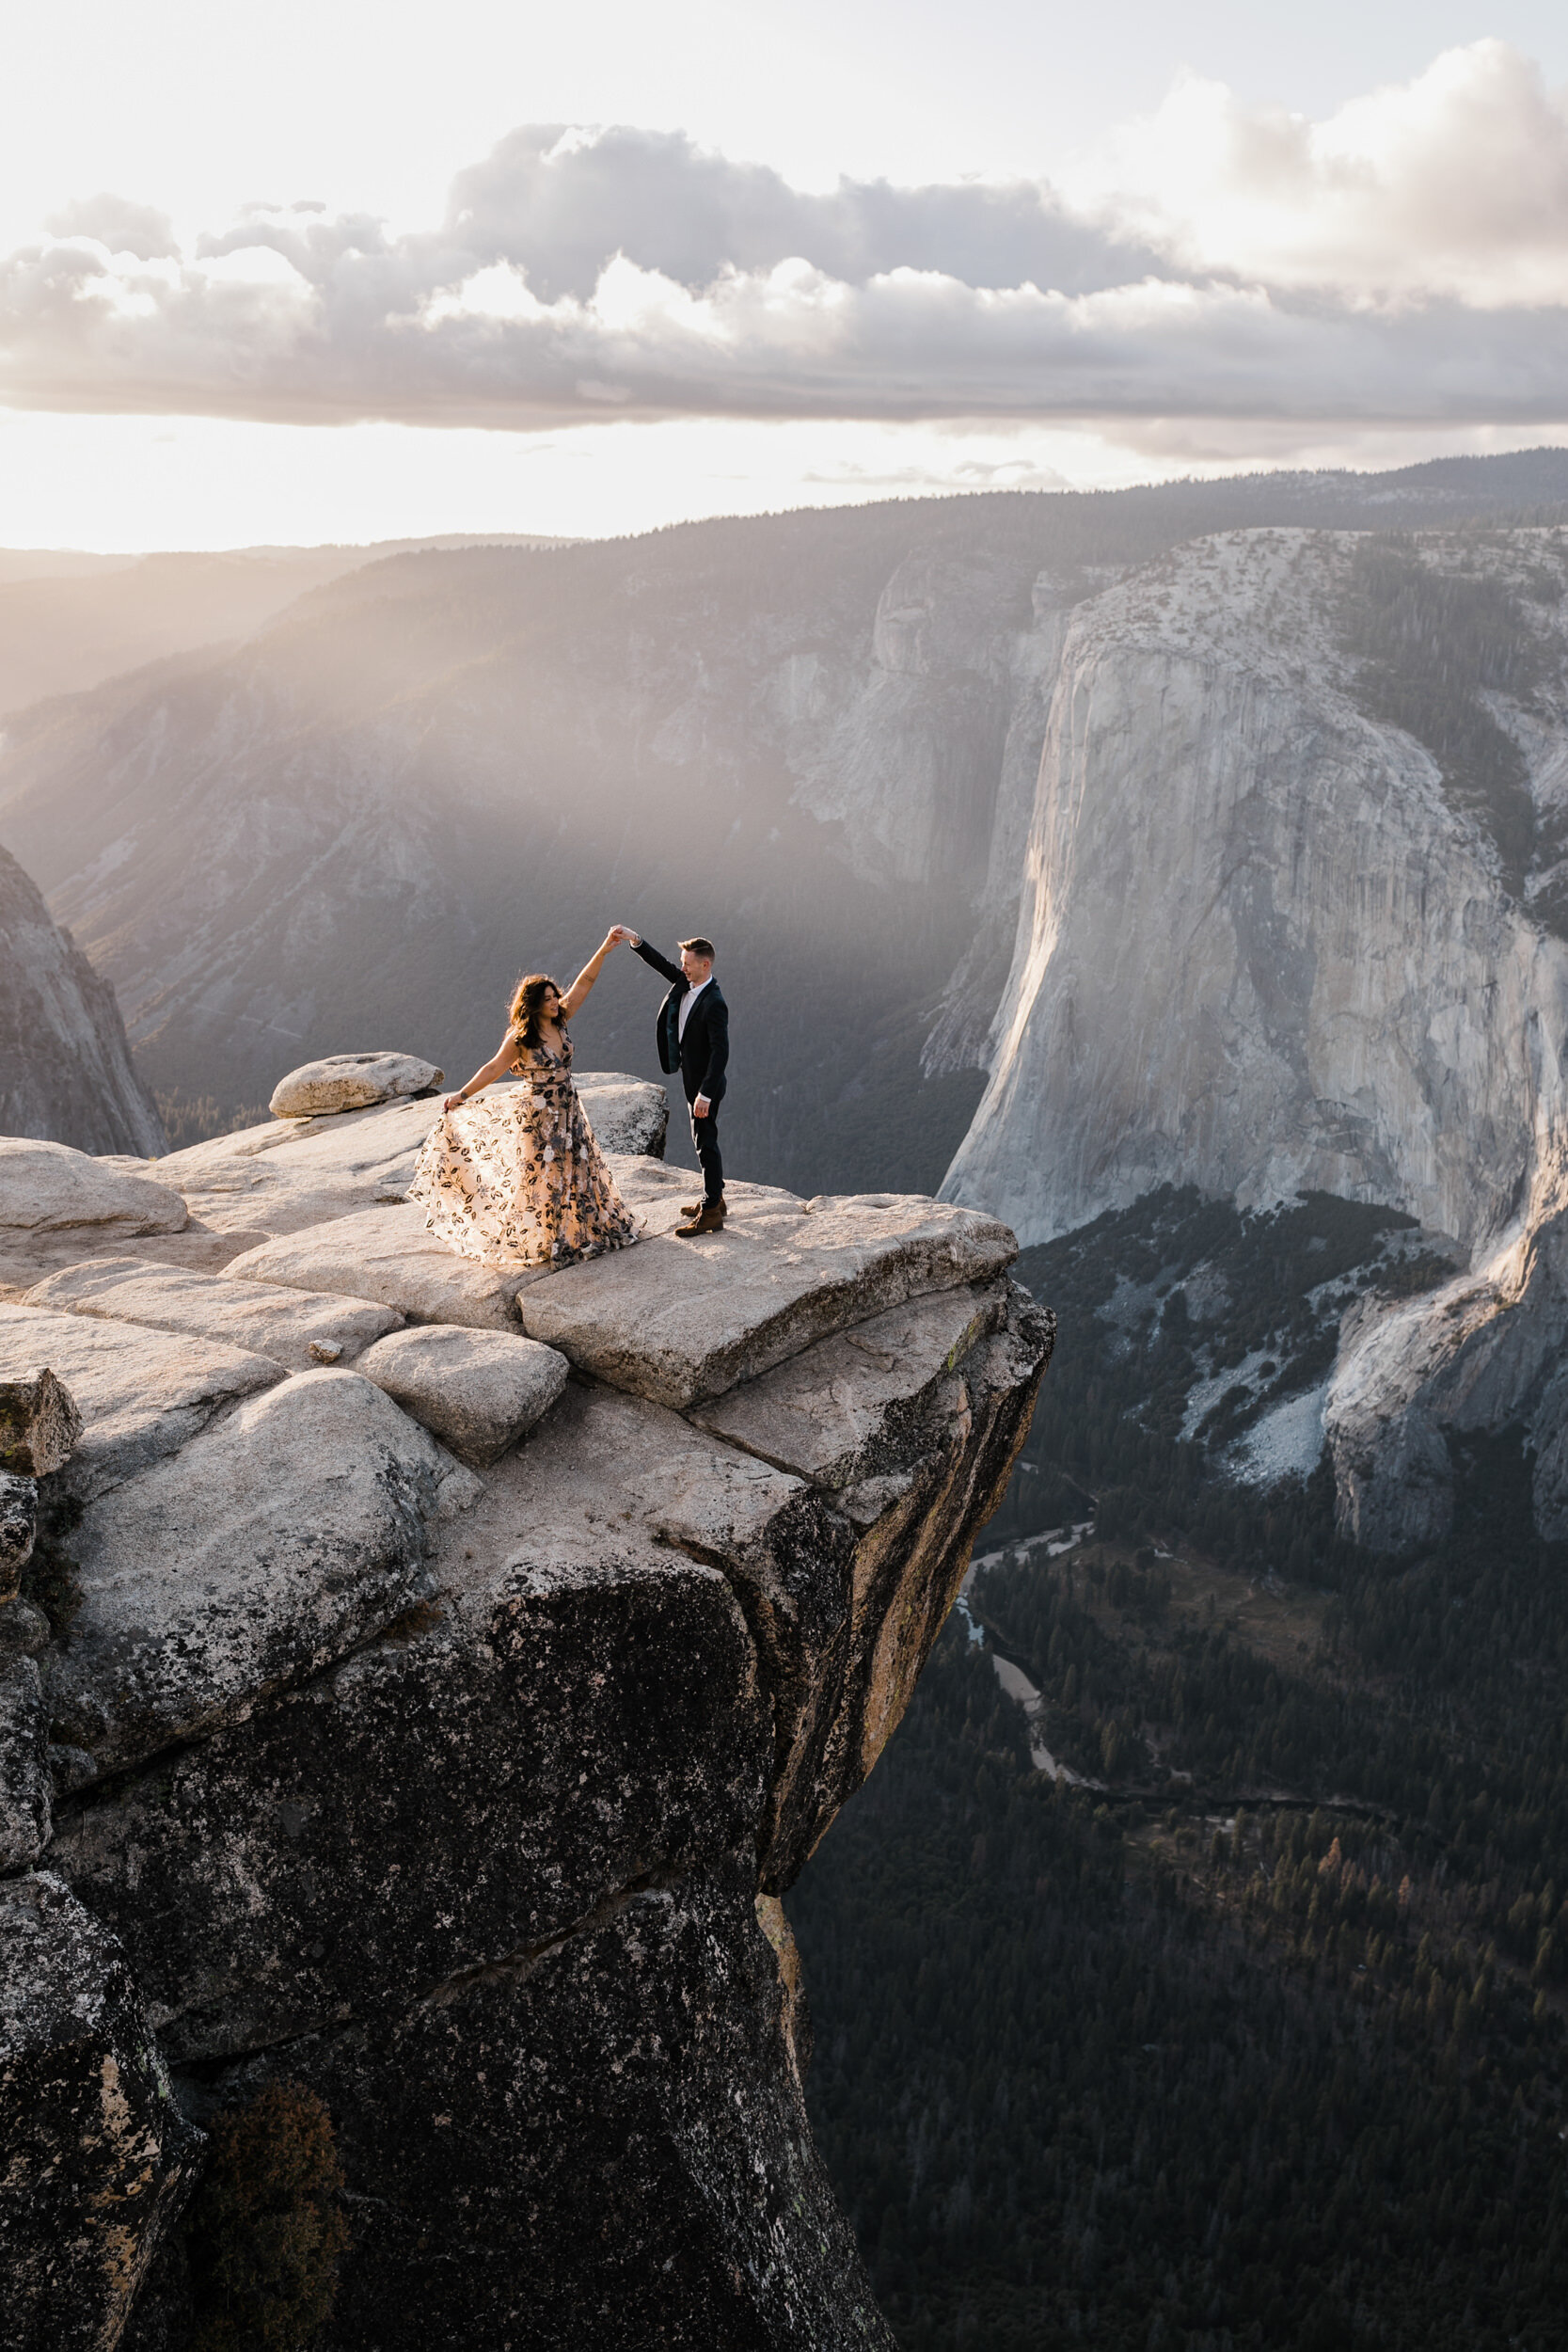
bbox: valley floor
[788,1197,1568,2352]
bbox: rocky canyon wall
[0,846,166,1157]
[943,525,1568,1548]
[946,529,1568,1250]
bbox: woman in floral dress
[409,930,641,1269]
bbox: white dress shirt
[677,974,712,1044]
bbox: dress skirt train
[408,1037,639,1270]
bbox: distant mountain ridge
[0,533,575,714]
[8,451,1568,1208]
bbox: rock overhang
[516,1163,1019,1409]
[55,1514,771,2058]
[0,1074,1053,2345]
[41,1295,1050,2064]
[50,1392,786,2053]
[0,1138,187,1245]
[3,1104,1042,1807]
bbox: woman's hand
[443,1091,466,1112]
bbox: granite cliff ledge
[0,1073,1053,2351]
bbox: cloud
[7,46,1568,432]
[445,124,1168,301]
[41,193,179,262]
[1085,40,1568,306]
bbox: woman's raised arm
[559,930,622,1018]
[443,1035,517,1113]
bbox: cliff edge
[0,845,166,1159]
[0,1073,1052,2350]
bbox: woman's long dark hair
[509,973,562,1051]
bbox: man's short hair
[679,936,717,961]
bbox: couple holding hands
[409,927,729,1268]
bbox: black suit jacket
[632,941,729,1106]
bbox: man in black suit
[613,928,730,1236]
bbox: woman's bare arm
[559,930,622,1019]
[443,1035,517,1112]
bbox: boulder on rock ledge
[24,1257,404,1371]
[0,1305,281,1505]
[355,1325,569,1466]
[270,1052,443,1119]
[570,1071,669,1158]
[0,1138,186,1245]
[0,1368,82,1479]
[225,1204,541,1329]
[48,1368,448,1779]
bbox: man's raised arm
[625,932,683,986]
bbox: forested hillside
[788,1196,1568,2350]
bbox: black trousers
[689,1094,723,1200]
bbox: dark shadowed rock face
[0,1098,1052,2348]
[0,1873,199,2352]
[0,847,166,1158]
[278,1857,890,2352]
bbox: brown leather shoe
[679,1197,724,1219]
[675,1199,727,1236]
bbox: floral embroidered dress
[408,1029,640,1269]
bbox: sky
[5,2,1568,548]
